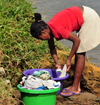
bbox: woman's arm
[48,38,61,68]
[67,32,80,71]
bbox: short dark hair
[30,13,48,39]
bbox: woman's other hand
[66,59,71,72]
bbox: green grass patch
[0,0,70,87]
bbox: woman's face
[39,26,51,40]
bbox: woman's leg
[61,52,86,95]
[72,52,86,91]
[62,53,81,91]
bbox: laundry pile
[20,70,61,90]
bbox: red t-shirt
[47,6,84,41]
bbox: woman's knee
[75,52,86,58]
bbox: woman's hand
[66,59,71,72]
[55,63,61,69]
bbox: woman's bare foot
[62,86,81,92]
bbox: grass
[0,0,70,87]
[0,0,39,85]
[0,78,17,104]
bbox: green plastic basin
[17,84,60,105]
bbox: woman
[30,6,100,96]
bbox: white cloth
[24,76,43,88]
[43,80,60,89]
[59,64,67,78]
[76,6,100,53]
[22,75,60,89]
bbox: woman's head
[30,13,51,40]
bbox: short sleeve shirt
[47,6,84,41]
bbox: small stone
[6,80,11,85]
[0,67,6,76]
[13,90,21,99]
